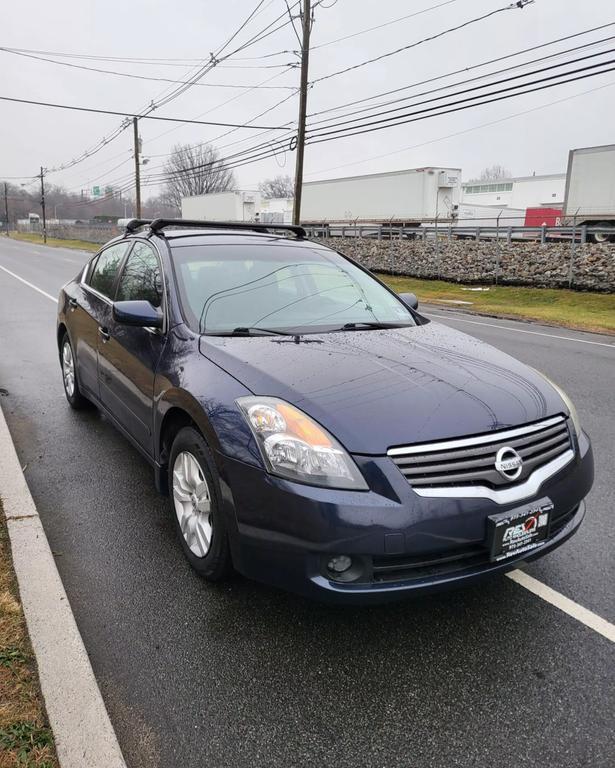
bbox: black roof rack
[124,218,306,238]
[124,218,153,233]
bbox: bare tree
[161,143,236,212]
[479,164,512,181]
[258,174,294,199]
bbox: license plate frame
[487,498,553,562]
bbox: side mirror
[398,292,419,310]
[113,300,163,328]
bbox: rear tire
[590,222,615,243]
[168,427,231,581]
[60,333,88,410]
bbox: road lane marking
[507,570,615,643]
[424,311,615,349]
[0,264,56,302]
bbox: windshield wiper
[340,321,411,331]
[207,326,300,337]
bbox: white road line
[424,311,615,349]
[507,570,615,643]
[0,264,56,302]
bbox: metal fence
[303,223,615,245]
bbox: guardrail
[303,223,615,244]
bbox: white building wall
[510,176,566,208]
[462,174,566,209]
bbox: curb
[0,404,127,768]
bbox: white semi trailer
[300,167,461,224]
[562,144,615,241]
[181,190,260,221]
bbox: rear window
[170,241,415,334]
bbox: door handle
[68,297,79,309]
[98,326,110,342]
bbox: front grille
[388,416,572,490]
[371,503,580,583]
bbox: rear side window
[116,242,162,307]
[88,242,130,298]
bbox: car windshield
[170,240,416,334]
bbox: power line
[303,79,615,177]
[42,0,300,175]
[0,95,289,129]
[305,62,615,145]
[307,32,615,127]
[306,22,615,118]
[132,69,297,156]
[310,0,535,86]
[56,72,615,203]
[84,50,606,188]
[59,83,297,193]
[306,46,615,132]
[0,46,298,89]
[310,0,463,50]
[0,46,290,66]
[55,69,296,187]
[137,59,615,185]
[65,43,615,198]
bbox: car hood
[199,322,566,455]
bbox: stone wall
[316,237,615,292]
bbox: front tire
[168,427,231,581]
[60,333,88,409]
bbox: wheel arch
[156,392,221,483]
[57,322,68,354]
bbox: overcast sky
[2,0,614,198]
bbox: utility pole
[292,0,311,226]
[4,183,9,237]
[40,167,47,244]
[133,117,142,218]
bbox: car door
[98,240,166,455]
[73,242,131,398]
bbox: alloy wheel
[172,451,213,558]
[62,341,75,397]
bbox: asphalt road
[0,236,613,768]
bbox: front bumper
[218,431,594,604]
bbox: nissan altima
[56,219,594,602]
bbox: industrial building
[461,173,566,209]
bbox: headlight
[534,370,582,438]
[237,396,368,490]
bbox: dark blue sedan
[56,219,594,602]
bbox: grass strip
[8,232,99,253]
[0,501,58,768]
[381,275,615,335]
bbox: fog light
[327,555,353,574]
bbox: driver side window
[88,242,129,298]
[115,242,162,308]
